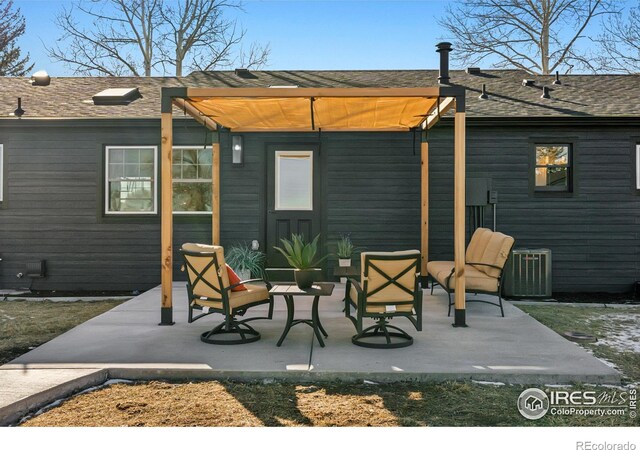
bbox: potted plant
[274,234,328,289]
[225,243,266,280]
[336,234,360,282]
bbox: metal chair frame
[182,248,273,345]
[345,253,422,349]
[430,243,515,317]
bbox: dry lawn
[21,380,639,427]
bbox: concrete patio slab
[0,283,621,424]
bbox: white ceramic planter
[338,258,351,283]
[237,269,251,281]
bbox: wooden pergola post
[453,99,467,327]
[212,135,220,245]
[420,133,429,286]
[160,104,174,325]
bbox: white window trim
[105,145,158,215]
[636,144,640,190]
[173,145,213,215]
[275,150,313,211]
[0,144,3,202]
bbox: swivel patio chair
[345,250,422,349]
[427,228,515,317]
[181,243,274,344]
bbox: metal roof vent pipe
[479,84,488,99]
[436,42,452,85]
[13,97,25,117]
[541,86,551,99]
[31,70,51,86]
[553,71,562,85]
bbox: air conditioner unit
[503,249,552,298]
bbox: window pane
[198,164,212,179]
[536,145,569,166]
[535,167,568,187]
[173,164,182,179]
[124,164,139,178]
[140,148,154,164]
[198,148,212,165]
[125,149,139,163]
[172,149,182,164]
[108,163,123,180]
[139,163,154,178]
[106,147,156,214]
[173,182,212,212]
[110,149,124,163]
[109,180,153,212]
[182,163,197,179]
[276,152,312,210]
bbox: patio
[2,284,619,383]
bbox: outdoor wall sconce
[232,135,243,166]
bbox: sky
[12,0,635,76]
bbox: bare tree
[0,0,33,76]
[160,0,269,76]
[594,2,640,73]
[48,0,269,77]
[439,0,617,75]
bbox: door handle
[268,210,275,214]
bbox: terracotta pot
[294,269,315,289]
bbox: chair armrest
[466,261,504,271]
[224,278,272,292]
[347,277,363,295]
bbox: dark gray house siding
[1,117,639,293]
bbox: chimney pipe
[436,42,452,85]
[14,97,25,117]
[541,86,550,99]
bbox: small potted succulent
[336,234,360,282]
[225,242,266,280]
[274,234,328,289]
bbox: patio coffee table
[269,282,335,347]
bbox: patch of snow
[593,313,640,353]
[472,380,505,386]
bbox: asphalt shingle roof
[1,69,639,120]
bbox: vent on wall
[26,260,47,279]
[93,88,141,105]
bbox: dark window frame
[533,143,573,193]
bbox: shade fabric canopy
[186,95,441,131]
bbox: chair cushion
[474,232,514,278]
[193,283,269,311]
[182,243,231,298]
[427,261,499,293]
[359,250,420,303]
[226,264,247,292]
[465,228,493,263]
[349,282,414,314]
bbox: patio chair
[181,243,274,344]
[345,250,422,349]
[427,228,515,317]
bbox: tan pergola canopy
[160,85,469,327]
[188,96,439,131]
[170,87,456,132]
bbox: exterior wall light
[232,135,243,166]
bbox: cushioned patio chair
[345,250,422,348]
[181,243,274,344]
[427,228,515,317]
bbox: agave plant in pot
[336,234,361,282]
[274,234,328,289]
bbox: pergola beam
[423,96,456,130]
[173,98,218,131]
[160,111,174,325]
[186,87,442,98]
[453,103,467,327]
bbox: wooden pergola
[159,85,469,327]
